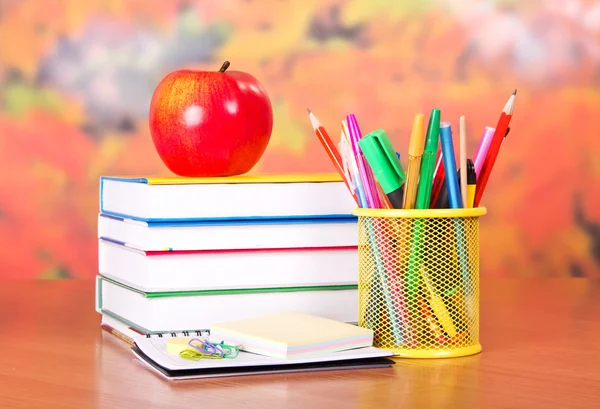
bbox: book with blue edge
[99,173,357,222]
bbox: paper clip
[188,338,240,359]
[179,349,223,361]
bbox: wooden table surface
[0,279,599,408]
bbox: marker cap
[358,129,406,195]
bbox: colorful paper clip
[187,338,240,359]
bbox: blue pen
[439,122,463,208]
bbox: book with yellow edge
[100,173,356,222]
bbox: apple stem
[219,61,230,72]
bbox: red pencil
[308,109,359,205]
[474,90,516,207]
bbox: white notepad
[209,312,374,359]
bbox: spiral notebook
[132,336,394,380]
[100,313,210,346]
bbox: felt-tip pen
[440,122,463,208]
[415,109,441,209]
[358,129,406,209]
[466,158,476,208]
[403,114,425,209]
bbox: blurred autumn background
[0,0,599,279]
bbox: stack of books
[95,173,359,343]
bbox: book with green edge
[95,276,359,334]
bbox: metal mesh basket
[354,207,486,358]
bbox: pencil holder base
[388,344,482,359]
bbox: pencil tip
[307,108,312,115]
[513,89,517,95]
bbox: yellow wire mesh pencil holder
[353,207,487,358]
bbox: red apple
[149,61,273,176]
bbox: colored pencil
[308,109,359,205]
[473,91,516,207]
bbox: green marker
[358,129,406,209]
[415,109,441,209]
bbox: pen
[403,114,425,209]
[459,116,468,207]
[474,126,511,176]
[407,109,440,316]
[474,90,516,207]
[421,267,457,338]
[440,122,462,208]
[473,126,495,177]
[358,129,406,209]
[433,172,452,209]
[338,133,355,196]
[466,159,476,208]
[447,126,507,209]
[347,114,382,209]
[341,121,367,207]
[308,109,358,205]
[415,108,441,209]
[430,148,445,207]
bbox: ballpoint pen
[308,109,358,205]
[415,109,441,209]
[474,90,516,207]
[473,126,495,177]
[358,129,406,209]
[346,114,382,209]
[430,148,445,207]
[338,133,355,196]
[440,122,462,208]
[474,126,511,176]
[459,116,468,207]
[403,114,425,209]
[341,122,367,207]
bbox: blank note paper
[209,312,374,359]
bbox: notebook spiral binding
[150,330,210,338]
[100,312,210,347]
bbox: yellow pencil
[403,114,425,209]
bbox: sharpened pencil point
[307,108,312,115]
[513,89,517,95]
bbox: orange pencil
[308,109,358,205]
